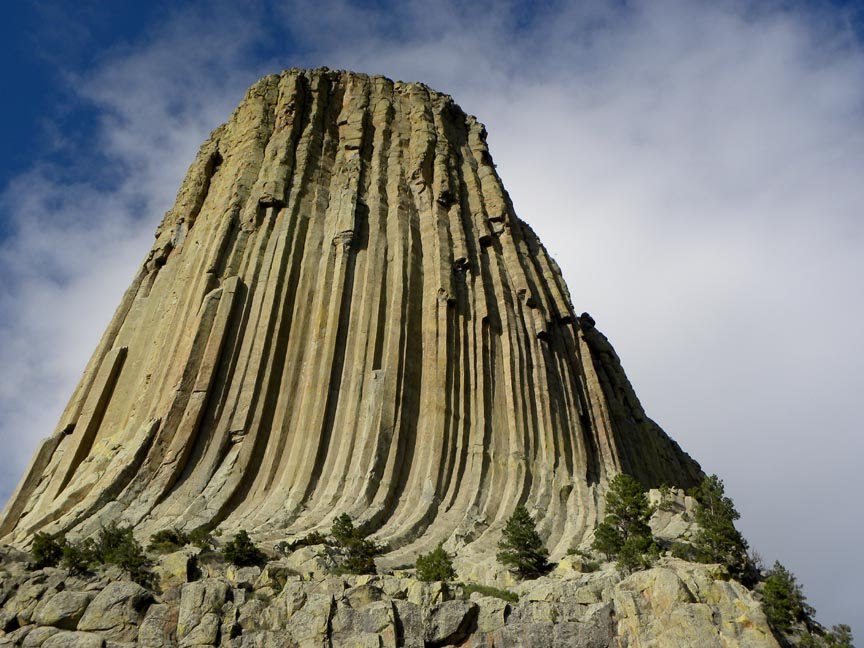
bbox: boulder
[342,583,386,609]
[153,550,198,589]
[76,582,151,642]
[21,626,61,647]
[393,601,423,648]
[574,585,601,605]
[3,623,35,645]
[405,580,449,607]
[489,620,612,648]
[330,600,396,647]
[287,594,333,645]
[176,579,229,646]
[424,600,478,646]
[237,599,266,632]
[281,546,337,578]
[225,565,260,591]
[469,595,510,634]
[377,576,410,601]
[612,560,779,647]
[5,581,48,627]
[137,603,177,648]
[252,562,298,592]
[33,591,93,630]
[276,580,307,620]
[40,631,105,648]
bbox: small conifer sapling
[591,473,658,573]
[30,532,65,569]
[416,543,457,582]
[689,475,752,582]
[496,505,550,579]
[222,530,267,567]
[330,513,383,575]
[825,624,854,648]
[761,561,812,634]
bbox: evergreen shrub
[496,505,551,579]
[330,513,383,575]
[30,532,64,569]
[416,543,456,582]
[592,473,658,573]
[222,530,267,567]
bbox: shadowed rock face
[0,69,701,565]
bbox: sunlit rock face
[0,69,701,565]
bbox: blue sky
[1,2,154,185]
[1,0,862,637]
[0,0,562,187]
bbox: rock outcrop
[0,543,780,648]
[0,68,701,567]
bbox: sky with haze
[0,0,862,636]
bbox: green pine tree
[416,543,457,582]
[148,528,190,554]
[496,505,551,579]
[592,473,658,573]
[222,530,267,567]
[30,532,65,569]
[825,624,854,648]
[689,475,750,580]
[60,539,96,575]
[93,523,154,586]
[330,513,383,575]
[761,561,811,634]
[331,513,358,547]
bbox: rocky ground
[0,552,779,648]
[0,489,782,647]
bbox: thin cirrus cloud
[0,0,861,635]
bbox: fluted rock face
[1,69,701,565]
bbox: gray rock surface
[153,552,197,591]
[32,592,92,630]
[76,582,151,642]
[136,604,175,648]
[0,545,785,648]
[21,625,61,647]
[40,632,104,648]
[424,600,478,646]
[176,580,228,646]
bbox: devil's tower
[0,69,701,566]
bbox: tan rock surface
[613,560,779,647]
[0,68,701,570]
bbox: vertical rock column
[0,69,702,564]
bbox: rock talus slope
[0,552,781,648]
[0,68,701,564]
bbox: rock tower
[0,69,701,567]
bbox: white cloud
[1,0,861,634]
[0,2,268,503]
